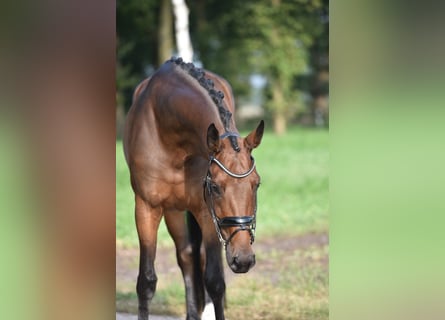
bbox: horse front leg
[134,195,163,320]
[201,220,226,320]
[164,211,205,320]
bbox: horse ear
[207,123,221,153]
[244,120,264,150]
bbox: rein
[203,133,257,248]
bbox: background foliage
[117,0,329,134]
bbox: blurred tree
[172,0,194,62]
[117,0,159,112]
[191,0,327,134]
[116,0,328,134]
[158,0,174,65]
[116,0,192,111]
[308,0,329,127]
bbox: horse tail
[186,211,205,313]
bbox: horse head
[204,120,264,273]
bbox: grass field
[116,127,329,319]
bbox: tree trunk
[158,0,174,66]
[271,79,287,135]
[171,0,194,62]
[273,111,286,136]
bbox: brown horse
[123,57,264,320]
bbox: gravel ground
[116,313,180,320]
[116,303,216,320]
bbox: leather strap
[219,216,254,227]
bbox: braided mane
[169,57,240,152]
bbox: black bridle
[203,143,258,248]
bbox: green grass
[254,127,329,237]
[117,283,186,316]
[116,127,329,248]
[226,269,328,319]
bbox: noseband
[203,135,257,248]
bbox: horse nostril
[250,254,256,268]
[228,252,256,273]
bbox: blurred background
[116,0,329,137]
[116,1,329,319]
[2,1,445,320]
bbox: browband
[210,156,256,179]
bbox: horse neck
[160,69,229,158]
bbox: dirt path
[116,231,328,318]
[116,312,180,320]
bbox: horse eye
[211,183,222,196]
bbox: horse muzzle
[226,248,256,273]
